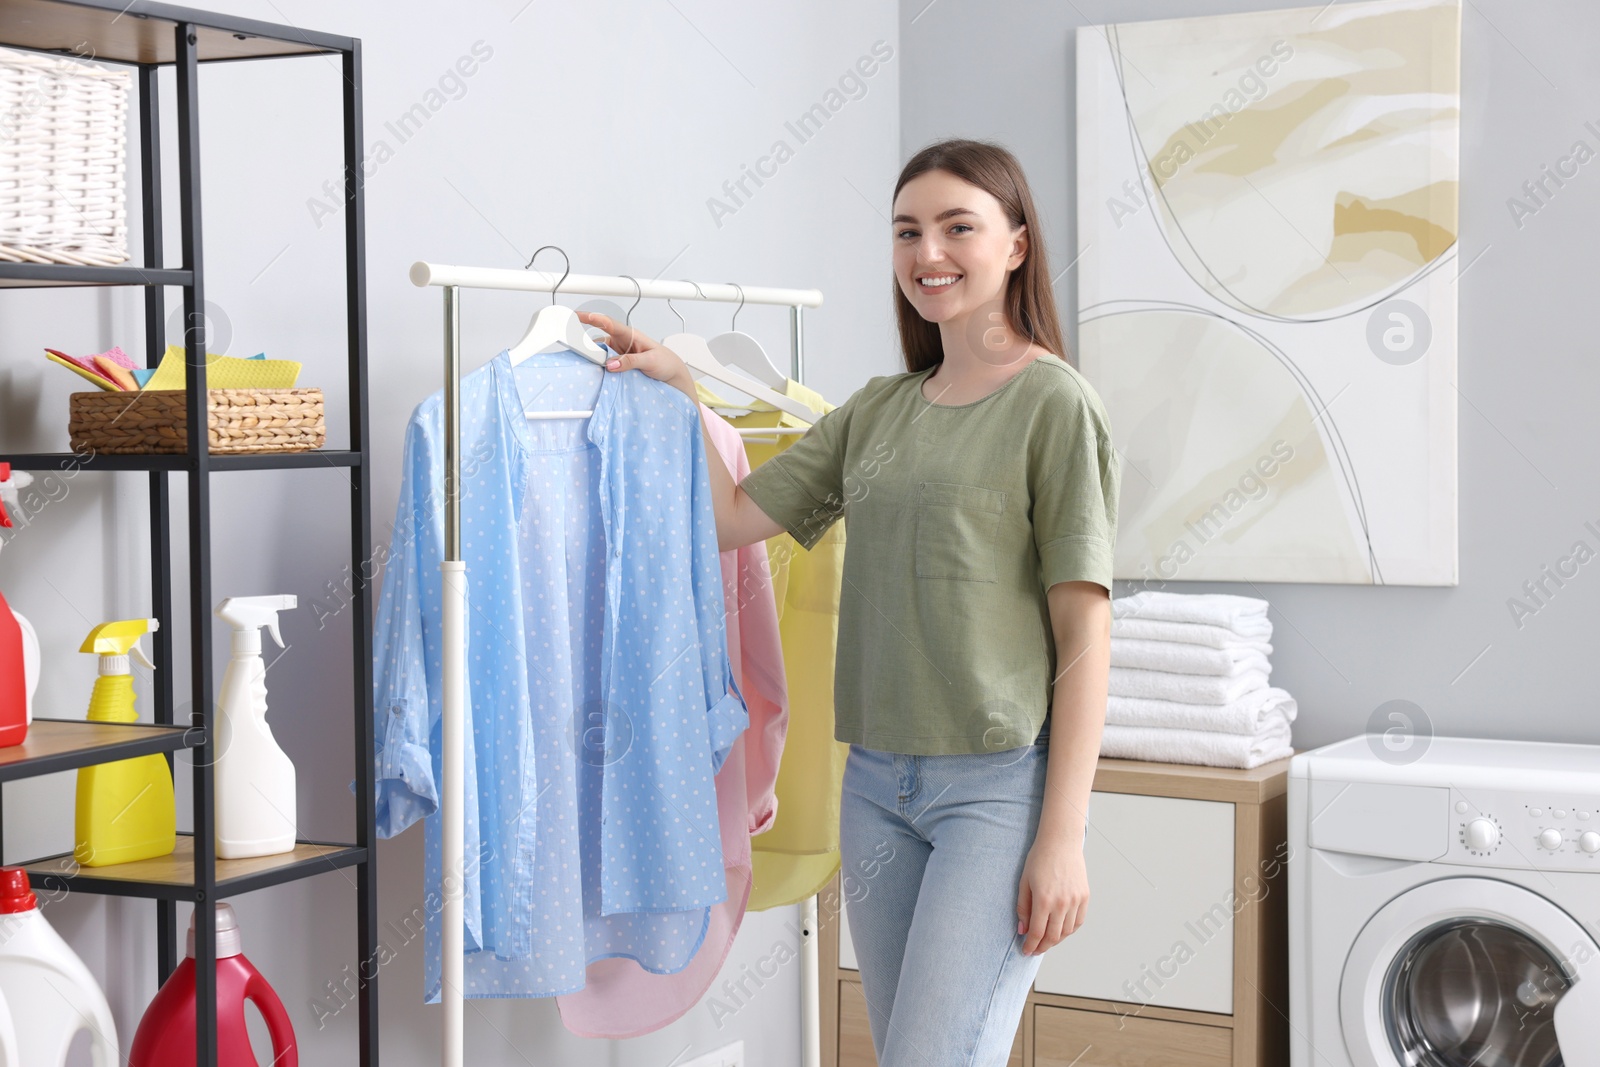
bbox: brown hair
[891,139,1069,374]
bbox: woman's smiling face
[892,168,1026,326]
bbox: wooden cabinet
[836,977,1022,1066]
[1034,1005,1232,1066]
[1033,791,1236,1013]
[819,754,1293,1067]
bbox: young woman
[577,137,1118,1066]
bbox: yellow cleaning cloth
[45,350,122,391]
[142,345,301,391]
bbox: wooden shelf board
[0,718,193,783]
[17,835,365,900]
[0,262,191,288]
[0,0,352,64]
[0,450,362,472]
[1091,753,1297,805]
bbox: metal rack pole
[174,21,220,1067]
[785,302,822,1067]
[136,56,180,985]
[440,285,466,1067]
[789,304,805,384]
[344,39,380,1067]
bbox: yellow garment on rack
[699,376,848,912]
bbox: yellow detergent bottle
[74,618,176,867]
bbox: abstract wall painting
[1077,0,1461,585]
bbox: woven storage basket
[69,389,326,454]
[0,46,130,266]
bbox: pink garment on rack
[555,400,790,1038]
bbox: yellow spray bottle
[75,617,176,867]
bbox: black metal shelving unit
[0,2,377,1064]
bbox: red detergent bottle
[0,587,27,748]
[127,902,297,1066]
[0,463,34,748]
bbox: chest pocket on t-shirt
[913,481,1007,582]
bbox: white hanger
[521,270,653,421]
[665,332,819,423]
[710,333,785,387]
[661,282,817,424]
[708,282,787,388]
[718,353,816,433]
[734,426,807,438]
[508,246,608,366]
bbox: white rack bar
[412,263,822,1067]
[411,261,823,308]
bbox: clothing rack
[409,261,826,1067]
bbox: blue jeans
[838,736,1051,1066]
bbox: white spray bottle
[214,595,298,859]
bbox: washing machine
[1289,734,1600,1067]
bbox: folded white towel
[1112,591,1271,638]
[1112,615,1273,650]
[1107,687,1298,735]
[1100,718,1293,769]
[1110,637,1272,677]
[1109,665,1269,705]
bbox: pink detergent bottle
[127,902,297,1067]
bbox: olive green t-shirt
[736,353,1120,755]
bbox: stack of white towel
[1100,591,1295,770]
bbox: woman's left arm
[1016,579,1110,956]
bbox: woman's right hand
[576,311,695,400]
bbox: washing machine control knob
[1538,828,1564,851]
[1465,818,1499,851]
[1580,831,1600,854]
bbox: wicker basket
[69,389,326,455]
[0,46,130,266]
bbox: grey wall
[0,1,899,1064]
[899,0,1600,751]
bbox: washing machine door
[1340,877,1600,1067]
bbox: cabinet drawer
[1034,791,1235,1013]
[1034,1004,1231,1067]
[837,979,1021,1066]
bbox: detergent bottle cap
[186,902,243,959]
[0,867,38,914]
[0,463,30,532]
[216,595,296,656]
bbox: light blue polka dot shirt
[372,343,749,1001]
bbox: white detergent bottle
[215,595,299,859]
[0,990,15,1067]
[0,867,117,1066]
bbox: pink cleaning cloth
[554,402,790,1039]
[45,346,137,379]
